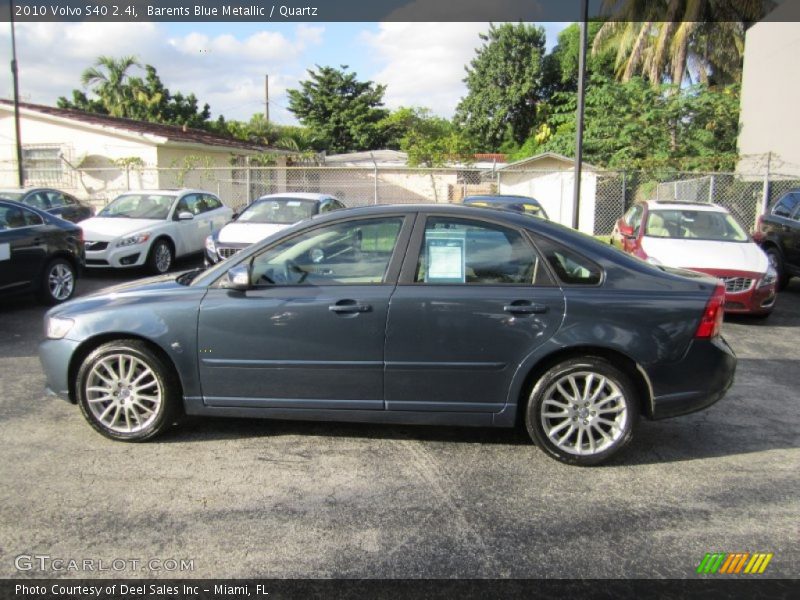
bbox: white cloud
[361,22,489,118]
[0,23,323,123]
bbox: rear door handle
[329,300,372,314]
[504,302,548,315]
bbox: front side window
[772,194,799,218]
[44,191,67,207]
[203,195,223,211]
[248,217,404,286]
[624,205,643,234]
[98,194,176,220]
[414,217,551,285]
[644,209,748,242]
[24,192,51,211]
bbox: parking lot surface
[1,259,798,578]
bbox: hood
[217,222,289,244]
[80,217,161,241]
[641,237,768,274]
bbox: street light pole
[9,2,24,186]
[572,0,589,231]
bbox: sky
[0,21,568,125]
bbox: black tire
[525,357,639,466]
[37,258,76,305]
[146,238,174,275]
[765,247,789,291]
[76,340,180,442]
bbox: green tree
[58,57,211,128]
[381,107,473,167]
[592,0,770,86]
[455,23,547,151]
[286,65,389,154]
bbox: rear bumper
[647,336,736,420]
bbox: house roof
[324,150,409,166]
[498,152,596,171]
[0,99,285,154]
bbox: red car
[611,201,777,316]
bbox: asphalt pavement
[0,258,798,579]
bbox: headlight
[45,316,74,340]
[205,235,216,254]
[116,232,151,247]
[759,266,777,288]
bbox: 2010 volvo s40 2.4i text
[39,205,736,465]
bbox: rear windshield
[238,198,317,224]
[644,209,748,242]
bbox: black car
[0,199,84,305]
[40,204,735,465]
[0,187,94,223]
[754,189,800,289]
[464,195,549,220]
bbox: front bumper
[724,285,776,315]
[205,243,248,266]
[646,336,736,420]
[39,338,82,403]
[84,241,148,269]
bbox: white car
[612,201,777,315]
[80,189,232,273]
[204,193,344,264]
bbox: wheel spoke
[556,424,575,446]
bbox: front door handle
[504,301,547,315]
[329,300,372,314]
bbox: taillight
[695,283,726,339]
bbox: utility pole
[264,74,269,123]
[572,0,589,231]
[10,2,24,186]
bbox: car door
[787,199,800,270]
[198,194,230,238]
[171,193,207,255]
[42,190,75,222]
[383,214,565,413]
[0,203,48,294]
[197,213,413,409]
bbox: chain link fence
[2,164,798,235]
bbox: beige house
[496,152,598,234]
[737,2,800,178]
[0,100,287,207]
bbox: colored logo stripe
[697,552,773,574]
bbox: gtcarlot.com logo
[15,554,194,573]
[696,552,773,575]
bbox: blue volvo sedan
[39,204,735,465]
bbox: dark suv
[754,189,800,289]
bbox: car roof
[644,200,730,213]
[254,193,336,202]
[464,195,541,204]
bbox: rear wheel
[525,357,639,466]
[38,258,76,305]
[765,247,789,291]
[76,340,179,442]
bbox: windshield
[237,198,317,225]
[644,209,748,242]
[0,191,23,201]
[98,194,176,219]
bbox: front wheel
[38,258,76,305]
[525,357,639,466]
[765,247,789,291]
[146,238,174,274]
[76,340,179,441]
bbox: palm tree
[80,55,141,117]
[592,0,770,86]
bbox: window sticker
[425,231,466,283]
[0,243,9,261]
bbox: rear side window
[414,217,553,286]
[535,237,603,285]
[203,195,223,211]
[772,194,799,218]
[0,205,43,229]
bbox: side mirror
[177,211,194,221]
[221,264,251,291]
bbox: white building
[0,100,287,206]
[737,2,800,177]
